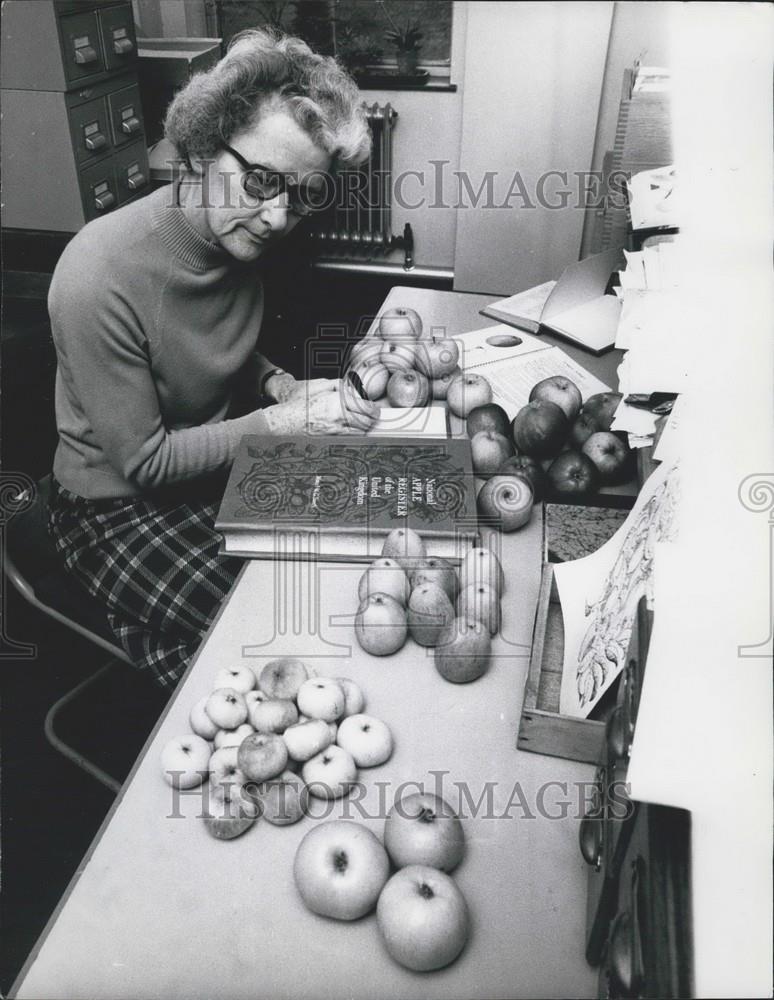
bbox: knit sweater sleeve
[49,263,270,490]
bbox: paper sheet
[626,165,678,230]
[369,407,448,437]
[652,393,687,463]
[481,280,556,327]
[453,325,547,368]
[554,460,680,718]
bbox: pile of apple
[346,305,495,418]
[466,377,631,503]
[160,658,394,839]
[354,526,504,684]
[293,790,470,972]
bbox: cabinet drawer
[69,96,112,165]
[114,142,150,204]
[59,8,105,84]
[107,84,144,147]
[98,3,137,73]
[80,158,118,222]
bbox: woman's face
[194,107,333,262]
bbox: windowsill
[354,70,456,92]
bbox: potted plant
[379,2,424,76]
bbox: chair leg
[43,661,124,795]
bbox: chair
[3,474,132,794]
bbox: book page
[454,324,547,369]
[474,346,611,419]
[481,280,556,324]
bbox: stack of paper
[626,164,679,231]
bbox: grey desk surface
[12,287,608,1000]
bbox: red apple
[378,306,423,341]
[384,792,465,872]
[476,474,534,532]
[470,430,515,478]
[569,411,601,448]
[414,336,460,378]
[546,450,599,498]
[511,400,569,458]
[446,373,493,418]
[529,375,583,421]
[498,454,547,501]
[386,369,430,408]
[582,391,623,431]
[376,865,470,972]
[465,402,511,439]
[431,366,462,400]
[581,431,632,484]
[294,820,390,920]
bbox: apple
[378,306,423,341]
[384,791,465,872]
[381,527,426,568]
[569,410,601,448]
[237,732,288,782]
[414,336,460,379]
[209,745,247,790]
[582,391,623,431]
[350,357,389,400]
[379,339,416,373]
[497,454,547,501]
[204,688,248,730]
[335,677,366,716]
[189,696,219,741]
[327,721,339,743]
[160,734,211,788]
[511,399,569,458]
[529,375,583,421]
[358,560,410,607]
[431,366,462,400]
[348,338,383,368]
[213,664,256,695]
[476,474,534,532]
[446,373,493,418]
[386,369,430,408]
[410,557,459,603]
[252,769,308,826]
[457,582,501,636]
[302,744,358,799]
[249,698,299,734]
[546,450,599,498]
[202,782,260,840]
[376,865,470,971]
[283,718,333,762]
[294,820,390,920]
[470,429,515,478]
[258,657,309,700]
[296,677,345,722]
[466,402,511,439]
[214,722,254,750]
[581,431,633,484]
[459,546,505,596]
[336,714,394,767]
[407,582,455,647]
[434,617,492,683]
[355,593,408,656]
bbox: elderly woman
[47,29,377,688]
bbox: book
[216,435,479,562]
[479,249,624,354]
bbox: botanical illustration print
[576,464,680,707]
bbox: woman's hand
[263,379,379,435]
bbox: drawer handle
[121,116,141,135]
[113,37,134,55]
[127,172,147,191]
[74,45,98,65]
[85,133,106,151]
[94,191,115,211]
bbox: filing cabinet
[1,1,148,231]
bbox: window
[214,0,453,79]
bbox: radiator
[309,102,412,266]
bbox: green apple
[407,583,455,647]
[355,593,408,656]
[434,617,492,683]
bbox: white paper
[610,399,659,437]
[554,461,680,718]
[453,325,547,367]
[627,165,679,230]
[368,406,448,437]
[483,280,556,326]
[653,393,687,463]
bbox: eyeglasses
[221,142,325,217]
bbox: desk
[12,287,627,1000]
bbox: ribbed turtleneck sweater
[48,182,274,499]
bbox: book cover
[216,435,479,561]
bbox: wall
[453,1,614,296]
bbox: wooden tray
[517,563,617,764]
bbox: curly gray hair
[164,28,371,170]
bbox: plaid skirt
[48,480,243,689]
